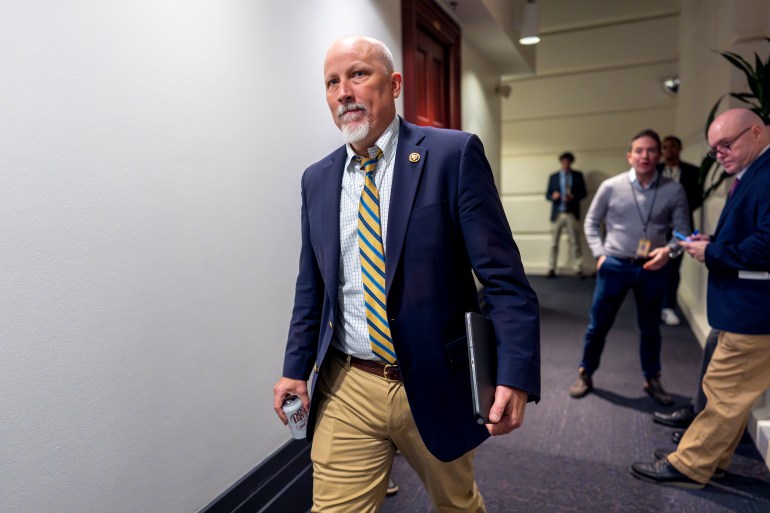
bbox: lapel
[385,120,426,294]
[320,147,346,307]
[714,149,770,235]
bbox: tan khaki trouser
[668,331,770,483]
[311,353,486,513]
[549,212,583,273]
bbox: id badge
[636,239,651,258]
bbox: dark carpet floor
[381,275,770,513]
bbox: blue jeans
[579,256,667,380]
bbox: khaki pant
[311,353,486,513]
[549,212,583,274]
[668,331,770,483]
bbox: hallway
[382,276,770,513]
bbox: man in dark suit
[657,136,703,325]
[631,108,770,489]
[545,152,587,278]
[272,36,540,512]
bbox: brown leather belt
[330,346,402,381]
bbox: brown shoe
[569,368,593,398]
[644,376,673,406]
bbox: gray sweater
[584,169,691,259]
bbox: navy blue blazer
[705,148,770,334]
[546,170,587,222]
[282,118,541,462]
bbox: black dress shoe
[653,448,726,479]
[672,430,683,444]
[653,405,695,428]
[630,459,705,489]
[546,270,556,278]
[644,376,673,405]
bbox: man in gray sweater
[568,129,690,405]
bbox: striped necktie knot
[354,148,396,364]
[355,150,383,174]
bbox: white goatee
[337,103,370,144]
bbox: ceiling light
[519,1,540,45]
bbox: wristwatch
[668,246,684,259]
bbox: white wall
[461,39,503,187]
[0,2,400,512]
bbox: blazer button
[329,321,333,328]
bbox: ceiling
[436,0,680,78]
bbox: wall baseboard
[200,439,312,513]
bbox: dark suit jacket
[546,170,587,222]
[657,161,702,228]
[282,118,541,462]
[705,149,770,334]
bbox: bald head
[326,36,395,75]
[323,36,402,154]
[708,108,770,174]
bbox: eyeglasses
[707,126,752,159]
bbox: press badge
[636,239,651,258]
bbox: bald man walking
[631,108,770,488]
[273,36,540,512]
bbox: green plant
[699,37,770,195]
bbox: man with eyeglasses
[631,108,770,489]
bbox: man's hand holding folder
[465,312,528,435]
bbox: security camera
[662,77,680,95]
[496,84,512,98]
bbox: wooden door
[402,0,461,129]
[415,29,449,128]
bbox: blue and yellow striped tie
[356,149,397,364]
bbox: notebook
[464,312,497,424]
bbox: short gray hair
[367,37,395,74]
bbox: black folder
[464,312,497,424]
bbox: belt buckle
[382,363,399,382]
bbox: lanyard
[629,175,658,238]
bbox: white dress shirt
[334,116,400,360]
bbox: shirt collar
[345,115,400,168]
[627,167,659,189]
